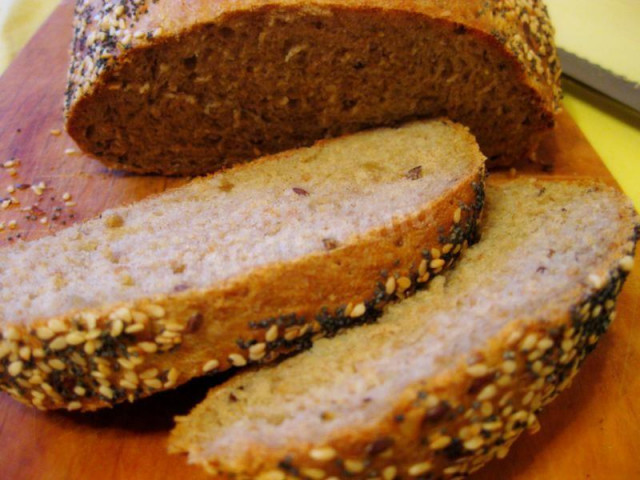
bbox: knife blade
[558,47,640,113]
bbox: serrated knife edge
[558,47,640,113]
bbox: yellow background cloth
[1,0,639,208]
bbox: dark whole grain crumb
[423,401,451,423]
[322,238,339,250]
[406,166,423,180]
[173,283,190,292]
[185,313,203,333]
[292,187,309,196]
[366,436,395,456]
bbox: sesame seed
[619,255,635,272]
[430,247,441,259]
[429,435,452,449]
[85,329,101,340]
[430,258,445,269]
[125,323,145,334]
[48,359,66,371]
[496,374,513,387]
[81,312,98,330]
[592,305,602,318]
[408,461,432,476]
[6,185,14,193]
[108,319,124,337]
[309,446,337,461]
[67,401,82,411]
[537,337,554,350]
[138,342,158,353]
[140,368,159,380]
[98,385,114,399]
[522,391,535,406]
[265,324,278,343]
[48,318,68,333]
[64,148,78,155]
[520,333,538,351]
[443,465,460,475]
[385,276,396,295]
[418,259,427,276]
[50,129,62,136]
[588,273,605,289]
[117,358,135,370]
[143,378,163,389]
[350,303,366,318]
[382,466,397,480]
[482,420,503,431]
[397,276,411,291]
[453,207,462,224]
[527,349,543,362]
[300,468,326,480]
[466,363,489,377]
[249,342,267,360]
[118,379,137,390]
[256,471,285,480]
[49,336,68,351]
[202,359,220,373]
[145,304,165,318]
[112,307,132,323]
[501,360,517,374]
[8,360,23,376]
[477,384,497,401]
[463,436,484,451]
[344,459,365,473]
[74,386,86,396]
[167,367,179,383]
[496,446,510,459]
[65,331,86,345]
[8,220,17,229]
[229,353,247,367]
[131,310,148,324]
[7,168,17,176]
[561,339,574,352]
[35,326,55,340]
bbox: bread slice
[0,119,485,411]
[65,0,560,174]
[169,178,639,479]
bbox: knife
[558,47,640,113]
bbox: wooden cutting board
[0,1,638,479]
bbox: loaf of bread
[169,178,638,479]
[65,0,560,175]
[0,120,485,411]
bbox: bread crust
[169,199,639,480]
[0,152,485,412]
[65,0,560,173]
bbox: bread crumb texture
[65,0,560,174]
[169,179,639,479]
[0,120,485,410]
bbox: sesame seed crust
[65,0,559,174]
[0,171,485,411]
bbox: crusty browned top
[65,0,560,116]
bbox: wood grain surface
[0,1,638,479]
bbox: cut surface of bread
[170,179,638,479]
[0,119,485,411]
[65,0,560,174]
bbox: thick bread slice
[170,179,639,479]
[0,120,485,411]
[65,0,560,174]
